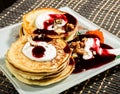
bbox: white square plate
[0,7,120,94]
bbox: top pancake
[6,36,71,73]
[21,8,78,42]
[22,8,64,35]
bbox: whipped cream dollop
[35,12,67,31]
[22,41,57,61]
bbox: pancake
[6,60,74,86]
[20,8,78,42]
[6,36,71,73]
[6,7,78,86]
[6,56,70,80]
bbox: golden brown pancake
[6,60,74,86]
[20,8,78,42]
[6,36,71,73]
[6,56,70,80]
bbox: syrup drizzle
[63,44,71,53]
[32,46,45,58]
[33,29,58,35]
[73,44,116,73]
[33,13,77,35]
[32,35,53,42]
[64,13,77,26]
[72,35,116,73]
[43,14,67,29]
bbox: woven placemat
[0,0,120,94]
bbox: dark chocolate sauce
[32,46,45,58]
[72,35,116,73]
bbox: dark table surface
[0,0,17,13]
[0,0,120,94]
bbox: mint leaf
[77,31,81,35]
[116,55,120,59]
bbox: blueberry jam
[32,46,45,58]
[71,35,116,73]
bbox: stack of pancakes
[6,36,74,86]
[6,8,78,86]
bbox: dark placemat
[0,0,120,94]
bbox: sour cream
[35,12,67,31]
[83,38,100,60]
[22,41,57,61]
